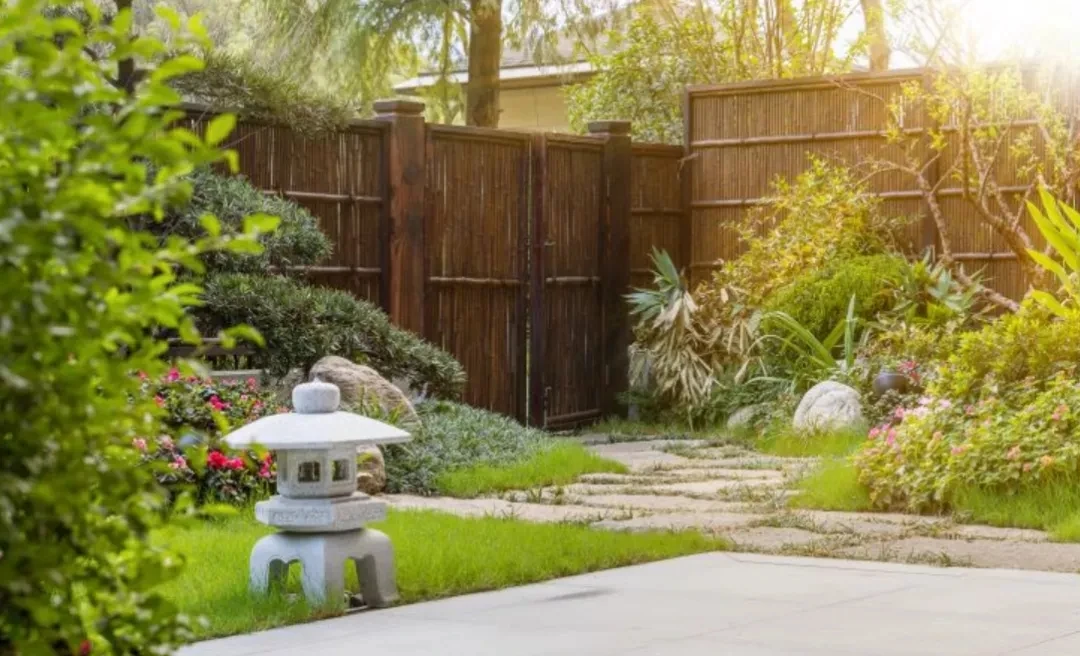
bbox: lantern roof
[223,379,411,450]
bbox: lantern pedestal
[249,527,399,607]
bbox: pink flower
[1023,463,1033,472]
[868,426,882,439]
[247,377,257,389]
[918,396,932,407]
[169,456,187,470]
[166,367,180,382]
[1051,404,1068,422]
[137,371,148,381]
[227,457,245,471]
[186,375,199,383]
[1007,446,1021,460]
[208,395,229,412]
[951,445,966,456]
[938,399,953,410]
[132,437,147,452]
[154,395,165,407]
[965,405,976,416]
[893,407,906,420]
[886,428,897,446]
[159,435,174,450]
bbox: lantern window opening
[298,461,321,483]
[332,459,351,482]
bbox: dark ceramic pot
[872,371,908,398]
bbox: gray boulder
[726,404,766,431]
[793,381,864,433]
[308,356,420,429]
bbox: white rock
[793,381,864,432]
[727,404,766,431]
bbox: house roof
[394,3,633,93]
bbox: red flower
[79,639,92,656]
[207,451,229,470]
[227,457,245,471]
[154,395,165,407]
[208,395,229,411]
[137,371,148,381]
[166,367,180,382]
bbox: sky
[961,0,1079,61]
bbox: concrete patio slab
[179,552,1080,656]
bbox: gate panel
[530,134,606,429]
[425,126,531,421]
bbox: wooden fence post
[589,120,632,418]
[374,99,427,336]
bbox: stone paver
[592,511,765,533]
[180,553,1080,656]
[386,495,626,523]
[567,493,753,514]
[843,537,1080,573]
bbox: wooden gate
[424,125,532,420]
[529,124,631,430]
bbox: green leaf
[205,114,236,147]
[1029,290,1071,318]
[242,213,281,235]
[198,214,221,237]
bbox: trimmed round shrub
[197,273,466,398]
[155,167,332,274]
[765,254,909,340]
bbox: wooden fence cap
[373,98,426,115]
[587,120,631,135]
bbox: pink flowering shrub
[135,368,282,504]
[855,372,1080,511]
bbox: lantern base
[249,528,398,607]
[255,493,387,532]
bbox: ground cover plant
[155,509,730,640]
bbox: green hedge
[158,168,332,274]
[765,254,909,340]
[197,273,465,398]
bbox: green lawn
[157,508,728,640]
[435,441,626,497]
[950,479,1080,542]
[755,424,867,458]
[788,458,872,511]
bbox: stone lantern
[224,378,411,606]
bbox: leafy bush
[933,302,1080,401]
[701,158,911,309]
[197,273,466,397]
[856,373,1080,511]
[155,167,332,275]
[0,5,264,653]
[384,401,549,495]
[765,254,908,341]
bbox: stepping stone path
[386,438,1080,574]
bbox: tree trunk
[860,0,890,72]
[466,0,502,127]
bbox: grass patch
[755,424,866,458]
[157,509,728,640]
[789,459,872,511]
[589,416,721,442]
[950,478,1080,542]
[435,441,627,498]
